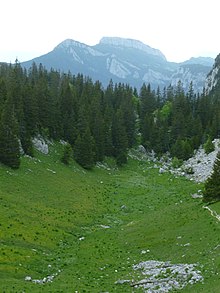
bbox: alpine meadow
[0,52,220,292]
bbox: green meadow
[0,142,220,292]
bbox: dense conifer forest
[0,61,219,169]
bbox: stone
[32,136,49,154]
[159,167,166,174]
[116,260,203,292]
[24,276,32,281]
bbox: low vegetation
[1,142,220,292]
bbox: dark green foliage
[138,79,220,158]
[59,79,78,144]
[112,109,128,165]
[204,152,220,202]
[0,98,20,168]
[0,63,139,169]
[74,127,95,169]
[139,83,158,150]
[204,136,215,154]
[0,60,220,169]
[61,143,73,165]
[20,131,34,156]
[0,78,7,116]
[171,138,193,160]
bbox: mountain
[22,37,214,92]
[205,53,220,93]
[181,56,214,67]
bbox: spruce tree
[203,151,220,202]
[74,127,95,169]
[61,143,73,165]
[0,78,7,116]
[60,78,77,143]
[0,97,20,169]
[112,109,128,166]
[204,136,215,154]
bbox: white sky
[0,0,219,63]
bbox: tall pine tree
[74,127,95,169]
[112,109,128,166]
[203,151,220,202]
[0,97,20,168]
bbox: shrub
[204,136,215,154]
[172,157,183,168]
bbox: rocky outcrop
[130,140,220,183]
[116,260,203,292]
[32,136,49,155]
[183,139,220,182]
[205,53,220,93]
[171,64,209,93]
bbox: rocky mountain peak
[99,37,166,60]
[55,39,88,50]
[54,39,105,59]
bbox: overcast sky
[0,0,219,63]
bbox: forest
[0,60,219,169]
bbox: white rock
[25,276,32,281]
[32,136,49,154]
[159,167,166,174]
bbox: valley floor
[0,144,220,292]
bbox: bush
[204,136,215,154]
[171,138,193,161]
[172,157,183,168]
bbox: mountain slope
[22,37,214,91]
[205,53,220,93]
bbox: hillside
[21,37,214,91]
[1,141,220,292]
[205,53,220,93]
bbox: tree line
[0,61,219,170]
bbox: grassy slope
[0,143,220,292]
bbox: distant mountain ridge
[181,56,214,67]
[22,37,214,92]
[99,37,166,60]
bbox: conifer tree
[74,127,95,169]
[91,106,105,161]
[112,109,128,165]
[61,143,73,165]
[0,78,7,116]
[121,86,136,148]
[171,138,193,160]
[204,136,215,154]
[0,97,20,168]
[203,151,220,202]
[60,79,77,144]
[103,105,113,157]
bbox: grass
[0,142,220,292]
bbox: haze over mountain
[22,37,214,92]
